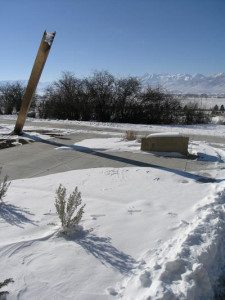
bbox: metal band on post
[14,31,56,135]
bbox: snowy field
[1,114,225,136]
[1,119,225,299]
[2,115,225,138]
[180,96,225,109]
[1,167,225,299]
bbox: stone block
[141,133,189,155]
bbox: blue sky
[0,0,225,81]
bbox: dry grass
[123,130,137,141]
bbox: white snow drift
[0,166,224,299]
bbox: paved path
[0,118,224,181]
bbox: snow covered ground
[32,119,225,137]
[1,166,224,300]
[56,136,225,164]
[180,96,225,109]
[0,123,121,141]
[0,123,75,139]
[1,118,225,299]
[1,114,225,137]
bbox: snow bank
[119,180,225,299]
[211,116,225,125]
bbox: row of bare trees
[0,82,25,114]
[38,71,209,125]
[0,72,210,125]
[0,82,36,114]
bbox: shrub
[182,103,210,124]
[0,82,25,114]
[124,130,137,141]
[0,278,14,298]
[38,72,85,120]
[39,70,210,125]
[55,184,85,234]
[0,171,11,202]
[140,87,181,124]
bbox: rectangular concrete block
[141,133,189,155]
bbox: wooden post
[14,31,56,135]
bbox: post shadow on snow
[66,229,138,274]
[23,133,225,184]
[0,202,36,228]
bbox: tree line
[0,71,211,125]
[0,81,36,115]
[38,71,209,125]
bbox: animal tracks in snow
[90,214,106,220]
[127,206,142,215]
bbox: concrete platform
[0,117,224,181]
[0,131,220,181]
[141,133,189,155]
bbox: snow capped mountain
[141,73,225,94]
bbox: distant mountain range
[1,73,225,95]
[141,73,225,95]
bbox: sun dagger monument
[14,31,56,135]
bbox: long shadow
[23,133,225,183]
[197,152,224,163]
[0,202,36,228]
[152,151,224,163]
[68,230,137,274]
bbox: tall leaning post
[14,31,56,135]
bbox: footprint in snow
[154,177,160,181]
[180,179,189,184]
[43,210,54,216]
[91,214,106,220]
[106,287,118,296]
[167,212,178,218]
[128,207,142,215]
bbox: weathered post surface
[14,31,56,135]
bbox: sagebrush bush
[0,171,11,202]
[55,184,85,234]
[124,130,137,141]
[0,278,14,298]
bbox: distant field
[179,97,225,109]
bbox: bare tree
[140,87,181,124]
[0,82,25,114]
[182,103,209,124]
[85,71,115,122]
[113,77,141,122]
[39,72,83,120]
[38,70,209,125]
